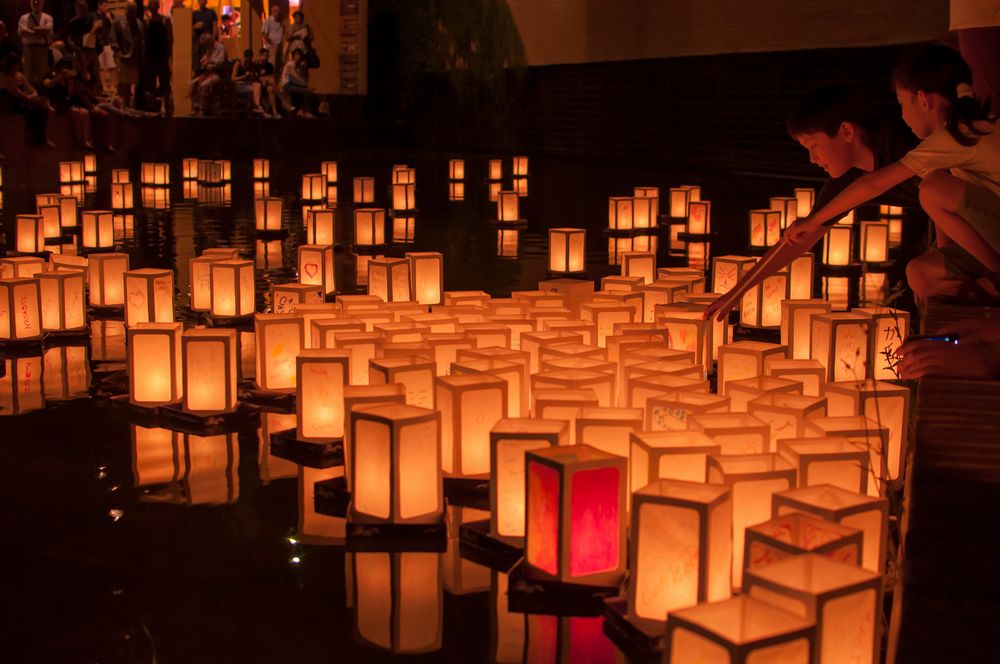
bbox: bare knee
[907,253,945,299]
[919,170,963,211]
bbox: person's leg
[919,170,1000,273]
[957,27,1000,115]
[906,250,962,300]
[251,81,262,107]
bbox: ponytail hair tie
[956,82,974,99]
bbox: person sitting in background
[67,0,100,88]
[0,52,53,146]
[220,13,235,39]
[188,32,228,115]
[18,0,53,87]
[253,47,280,118]
[231,48,259,113]
[285,10,312,62]
[113,1,143,107]
[280,47,314,118]
[899,318,1000,379]
[41,57,110,149]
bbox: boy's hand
[786,217,819,244]
[703,290,738,323]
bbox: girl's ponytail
[893,44,992,147]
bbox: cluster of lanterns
[1,155,912,663]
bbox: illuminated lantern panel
[188,256,223,312]
[744,512,861,573]
[0,356,45,415]
[127,322,183,406]
[726,376,803,414]
[711,255,757,295]
[182,328,238,414]
[449,181,465,201]
[823,225,853,266]
[687,200,711,235]
[854,307,909,380]
[38,204,61,239]
[740,271,788,328]
[689,411,770,455]
[633,186,660,217]
[124,268,175,327]
[632,196,655,229]
[301,173,325,201]
[254,197,283,232]
[770,196,798,228]
[782,299,833,361]
[354,208,387,246]
[497,191,519,223]
[111,183,134,210]
[449,159,465,179]
[368,257,411,303]
[16,215,45,254]
[668,187,691,218]
[773,483,888,573]
[210,260,255,318]
[112,168,130,184]
[350,403,442,525]
[0,278,43,341]
[303,208,335,246]
[533,368,615,409]
[707,453,797,590]
[665,595,814,664]
[298,245,336,295]
[181,158,198,180]
[747,393,826,450]
[803,415,888,500]
[860,220,889,263]
[37,270,86,332]
[59,160,85,183]
[271,283,323,315]
[490,418,567,539]
[532,388,600,445]
[581,301,635,348]
[629,430,720,495]
[392,215,415,243]
[548,228,586,274]
[82,153,96,174]
[777,437,869,494]
[659,311,711,369]
[766,358,827,398]
[453,352,529,416]
[511,155,529,177]
[351,551,443,655]
[353,176,375,203]
[57,196,78,229]
[392,182,416,211]
[717,340,787,395]
[253,158,270,179]
[608,196,633,231]
[320,160,337,184]
[574,406,642,492]
[788,252,816,300]
[437,374,508,477]
[644,392,729,433]
[403,251,443,306]
[745,554,882,664]
[140,162,170,186]
[525,445,627,585]
[369,355,436,409]
[629,480,732,626]
[88,252,130,307]
[810,312,871,382]
[794,188,815,217]
[750,209,783,248]
[487,159,503,180]
[621,251,656,285]
[296,350,350,442]
[254,313,304,392]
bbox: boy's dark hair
[893,43,991,147]
[786,84,875,141]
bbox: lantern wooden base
[489,218,527,228]
[157,401,250,436]
[677,230,719,241]
[602,597,665,661]
[239,387,296,410]
[346,509,448,552]
[41,327,92,342]
[507,559,622,616]
[443,474,490,506]
[269,428,344,469]
[313,475,352,517]
[457,518,524,572]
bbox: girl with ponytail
[706,43,1000,319]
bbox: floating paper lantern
[111,168,130,185]
[665,595,815,663]
[717,340,787,395]
[16,215,44,254]
[686,200,711,235]
[319,160,337,184]
[766,359,827,397]
[182,328,238,414]
[301,173,325,201]
[187,256,223,312]
[254,313,304,392]
[368,257,411,303]
[822,225,853,266]
[496,191,519,223]
[437,373,508,477]
[296,350,350,442]
[782,299,832,360]
[453,353,530,416]
[727,376,803,413]
[811,312,870,381]
[773,484,888,573]
[776,437,869,494]
[395,251,443,306]
[140,185,170,210]
[860,220,889,263]
[644,392,729,432]
[449,159,464,179]
[252,158,270,180]
[392,182,416,212]
[747,393,827,448]
[533,369,615,408]
[350,403,443,525]
[80,153,96,175]
[254,197,283,232]
[580,301,635,348]
[37,269,85,331]
[574,406,642,491]
[627,373,708,412]
[297,245,336,295]
[743,512,861,575]
[525,445,627,585]
[111,182,134,209]
[668,187,692,218]
[88,252,130,307]
[342,384,407,487]
[353,176,375,203]
[1,256,45,279]
[301,207,335,246]
[270,283,323,315]
[140,162,169,186]
[351,551,443,654]
[0,278,42,341]
[490,418,567,538]
[621,251,656,285]
[770,196,798,228]
[38,204,61,239]
[548,228,586,274]
[354,208,386,246]
[370,355,436,408]
[488,159,502,180]
[707,453,796,590]
[607,197,633,231]
[449,181,465,201]
[791,189,814,219]
[741,271,788,329]
[181,158,198,180]
[79,210,113,250]
[532,389,600,444]
[392,215,415,243]
[631,196,655,229]
[59,161,85,184]
[750,209,782,248]
[629,480,733,626]
[633,187,660,217]
[712,255,757,295]
[55,196,78,230]
[745,554,881,664]
[789,252,816,300]
[629,431,721,490]
[124,268,174,327]
[128,322,183,406]
[210,259,255,317]
[689,412,771,456]
[512,155,529,177]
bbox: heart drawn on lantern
[303,263,319,278]
[128,291,145,309]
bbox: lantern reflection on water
[0,356,45,415]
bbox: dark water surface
[0,149,911,663]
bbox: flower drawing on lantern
[838,325,868,379]
[767,215,781,241]
[750,224,764,247]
